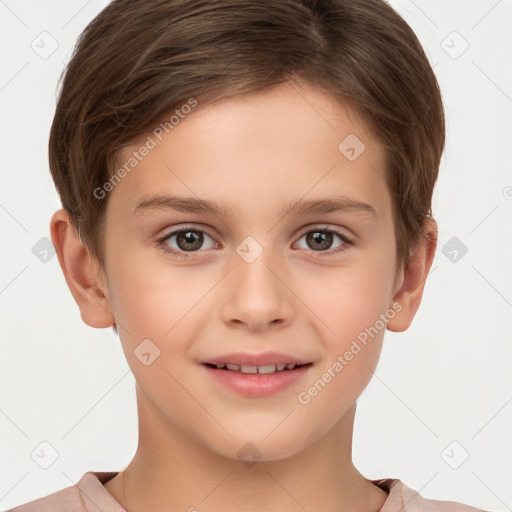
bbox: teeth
[257,365,276,374]
[240,365,258,374]
[211,362,305,374]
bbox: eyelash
[155,225,354,260]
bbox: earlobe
[387,218,438,332]
[50,209,115,329]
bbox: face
[98,81,402,461]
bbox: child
[6,0,487,511]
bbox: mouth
[201,353,314,397]
[203,362,312,374]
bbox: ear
[387,218,437,332]
[50,209,115,328]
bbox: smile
[204,362,311,374]
[202,359,313,397]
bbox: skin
[51,80,437,512]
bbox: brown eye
[295,228,350,252]
[159,227,217,257]
[175,230,204,251]
[305,231,335,251]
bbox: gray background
[1,0,511,510]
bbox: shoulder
[5,484,84,512]
[373,478,488,512]
[4,472,124,512]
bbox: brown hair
[49,0,445,272]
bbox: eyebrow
[133,194,376,219]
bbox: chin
[208,427,314,465]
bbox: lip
[200,351,313,398]
[202,351,311,367]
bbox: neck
[104,386,388,512]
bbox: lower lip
[202,364,312,397]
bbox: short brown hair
[49,0,445,272]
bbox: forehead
[107,81,390,222]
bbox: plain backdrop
[1,0,511,510]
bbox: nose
[219,248,294,332]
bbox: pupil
[178,230,203,251]
[307,231,332,250]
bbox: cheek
[304,270,388,393]
[297,243,395,402]
[303,254,395,339]
[295,267,391,435]
[107,246,214,337]
[105,255,211,427]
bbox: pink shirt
[5,472,486,512]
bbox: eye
[156,225,353,260]
[156,227,218,259]
[294,226,353,256]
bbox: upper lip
[202,351,312,367]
